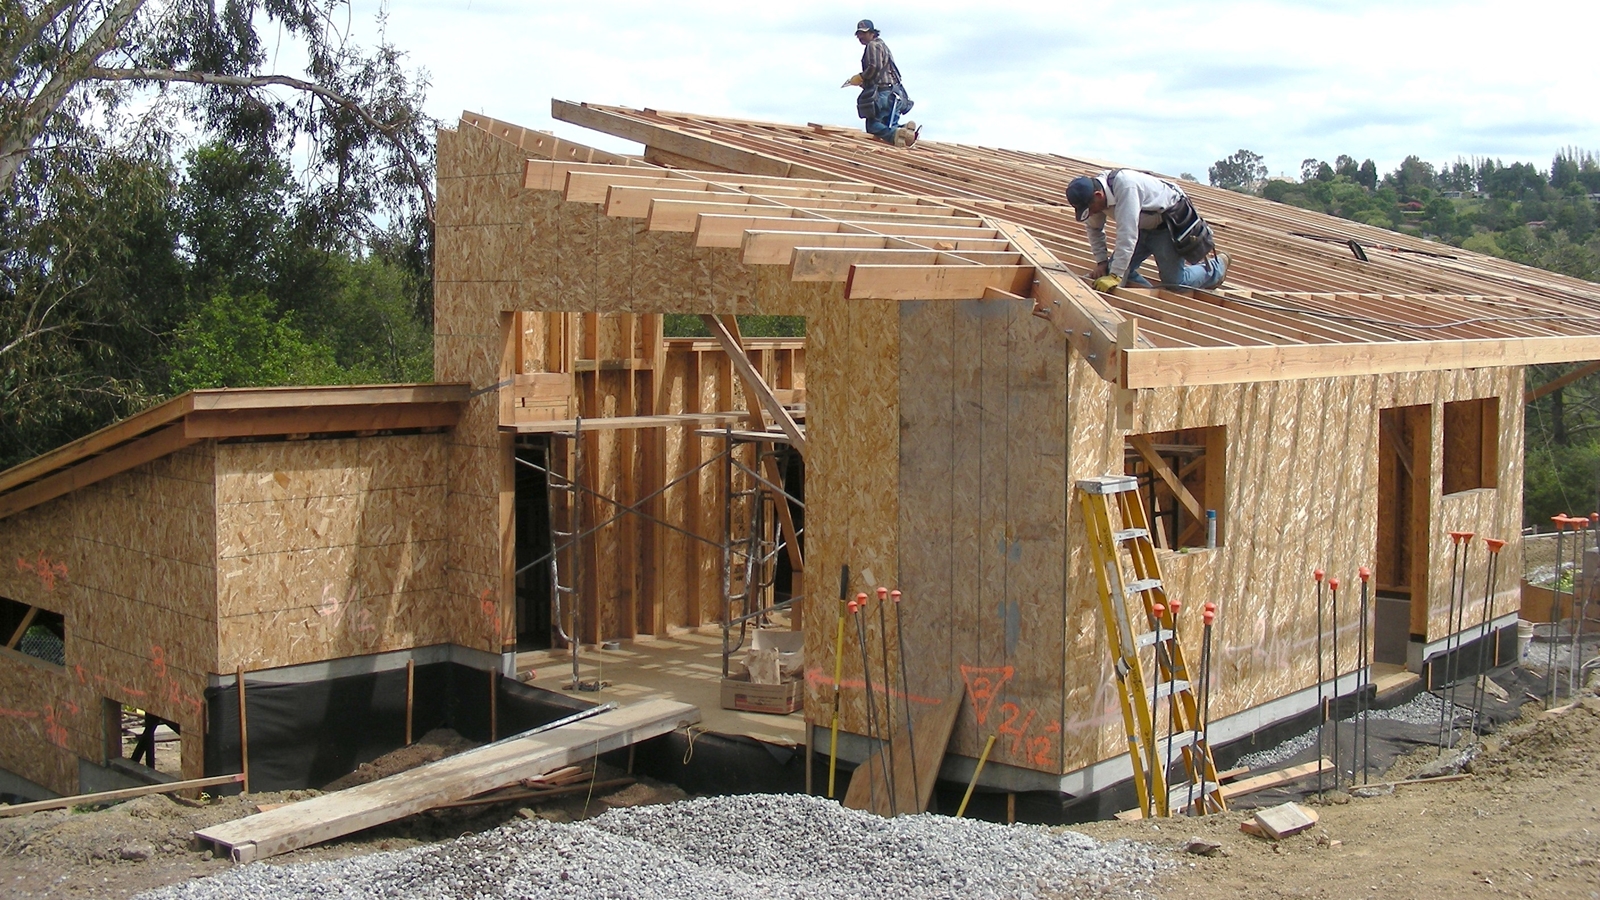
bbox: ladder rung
[1113,528,1150,542]
[1135,628,1174,648]
[1147,680,1191,702]
[1125,579,1162,595]
[1165,780,1217,813]
[1156,729,1200,751]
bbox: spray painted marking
[998,701,1062,767]
[16,553,68,591]
[959,664,1014,727]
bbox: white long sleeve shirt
[1082,169,1185,280]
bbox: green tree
[165,292,340,392]
[1209,149,1266,193]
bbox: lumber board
[844,264,1034,301]
[1123,334,1600,389]
[195,699,700,863]
[844,689,964,816]
[504,412,749,433]
[0,774,244,817]
[0,424,197,521]
[1218,758,1332,799]
[552,100,831,180]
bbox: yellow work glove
[841,74,863,88]
[1092,274,1122,292]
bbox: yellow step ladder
[1078,475,1226,817]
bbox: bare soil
[3,700,1598,899]
[0,749,684,898]
[1074,696,1600,900]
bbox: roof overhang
[0,384,468,521]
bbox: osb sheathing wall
[0,446,217,793]
[884,297,1524,775]
[436,122,828,646]
[214,434,453,671]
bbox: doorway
[513,438,555,650]
[1373,405,1432,665]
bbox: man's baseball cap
[855,19,876,33]
[1065,176,1098,221]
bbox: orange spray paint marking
[958,665,1015,726]
[17,553,68,591]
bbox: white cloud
[347,0,1600,181]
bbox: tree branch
[82,65,435,222]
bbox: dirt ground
[1074,696,1600,900]
[4,700,1599,899]
[0,730,686,899]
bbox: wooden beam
[0,394,193,496]
[0,424,197,521]
[741,231,1013,265]
[196,699,700,863]
[552,100,831,180]
[462,113,637,167]
[700,315,807,455]
[1127,434,1205,523]
[6,606,39,649]
[1526,359,1600,403]
[790,248,1022,282]
[1124,334,1600,389]
[0,773,245,818]
[182,402,463,439]
[505,412,751,434]
[987,219,1131,385]
[649,198,788,232]
[844,264,1034,300]
[696,216,841,248]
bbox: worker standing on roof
[1065,170,1229,292]
[841,20,919,148]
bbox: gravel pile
[137,794,1166,900]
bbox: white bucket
[1517,619,1534,661]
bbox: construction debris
[1242,802,1319,840]
[137,794,1168,900]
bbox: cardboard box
[720,672,804,715]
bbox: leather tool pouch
[1163,194,1216,264]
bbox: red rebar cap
[1329,577,1341,590]
[1358,566,1371,581]
[1485,537,1507,552]
[1169,599,1183,612]
[847,600,860,614]
[1203,609,1216,625]
[1313,568,1325,582]
[1152,603,1166,616]
[1553,514,1570,529]
[891,590,902,603]
[1203,602,1217,613]
[877,586,888,600]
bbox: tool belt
[1162,194,1216,264]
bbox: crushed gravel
[135,794,1167,900]
[1233,691,1458,771]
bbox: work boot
[893,124,920,148]
[1202,251,1230,289]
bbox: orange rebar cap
[1329,576,1340,589]
[1313,568,1325,582]
[1203,609,1216,625]
[848,599,860,614]
[1449,530,1474,543]
[891,590,902,603]
[877,586,888,600]
[1169,599,1182,612]
[1485,537,1507,552]
[1358,566,1371,582]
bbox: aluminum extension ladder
[1078,475,1226,817]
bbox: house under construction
[1,102,1597,810]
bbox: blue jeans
[1123,225,1226,289]
[864,89,902,143]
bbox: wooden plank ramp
[194,699,700,863]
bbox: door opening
[1374,405,1432,665]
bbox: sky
[340,0,1600,182]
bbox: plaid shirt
[860,37,901,88]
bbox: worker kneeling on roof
[842,19,919,148]
[1066,170,1229,292]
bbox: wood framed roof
[0,384,468,520]
[496,102,1600,388]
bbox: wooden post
[489,668,499,742]
[236,666,250,794]
[405,659,415,746]
[1007,792,1016,824]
